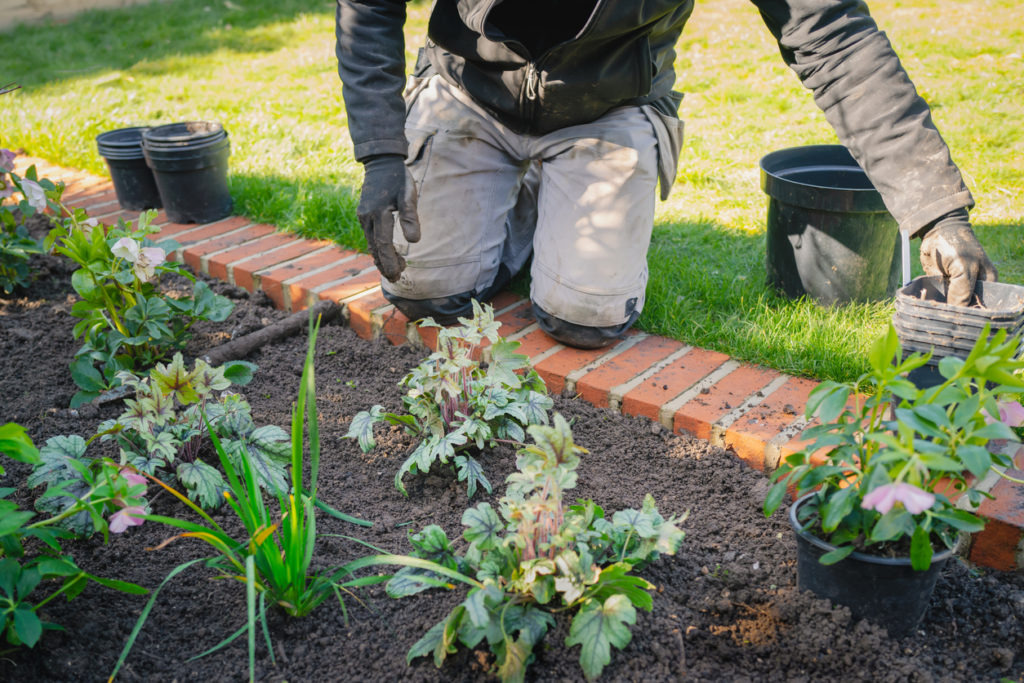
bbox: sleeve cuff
[353,138,408,163]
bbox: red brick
[495,301,534,337]
[379,306,412,346]
[515,327,562,359]
[968,519,1023,571]
[61,175,109,196]
[67,188,117,210]
[232,240,327,292]
[490,290,527,311]
[255,247,348,308]
[575,336,682,409]
[347,289,390,340]
[317,269,381,304]
[673,364,780,443]
[285,257,374,311]
[208,233,302,281]
[63,182,112,205]
[621,347,730,422]
[723,376,817,471]
[414,322,440,351]
[181,219,264,271]
[168,217,253,252]
[534,345,614,396]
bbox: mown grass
[1,0,1020,383]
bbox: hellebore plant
[764,323,1024,570]
[45,208,234,407]
[346,300,553,498]
[0,155,56,293]
[30,356,269,524]
[0,423,147,651]
[113,316,377,682]
[351,414,687,682]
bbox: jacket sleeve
[336,0,410,161]
[750,0,973,235]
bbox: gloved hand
[357,154,420,282]
[919,210,998,307]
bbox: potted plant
[763,323,1024,636]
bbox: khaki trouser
[383,75,682,328]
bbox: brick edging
[15,154,1024,571]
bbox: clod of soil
[1,247,1021,682]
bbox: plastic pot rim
[789,493,954,568]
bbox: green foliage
[765,323,1024,570]
[377,415,686,681]
[0,424,147,652]
[45,208,234,407]
[103,354,276,509]
[30,355,272,521]
[117,315,378,681]
[0,156,57,293]
[346,300,553,497]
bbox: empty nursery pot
[760,145,902,306]
[142,121,232,224]
[96,127,163,211]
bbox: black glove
[919,210,998,307]
[357,154,421,282]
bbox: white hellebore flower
[20,178,47,211]
[112,237,140,262]
[134,246,167,283]
[81,217,98,237]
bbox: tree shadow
[2,0,337,92]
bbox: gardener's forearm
[336,0,410,161]
[752,0,973,235]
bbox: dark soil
[1,239,1022,682]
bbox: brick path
[13,155,1024,571]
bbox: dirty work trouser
[382,75,666,348]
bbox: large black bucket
[96,127,163,211]
[142,121,232,224]
[760,145,901,305]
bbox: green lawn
[2,0,1020,383]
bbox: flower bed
[1,231,1023,680]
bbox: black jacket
[336,0,972,234]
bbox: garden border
[14,154,1024,571]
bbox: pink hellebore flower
[999,401,1024,428]
[134,246,166,283]
[862,482,935,516]
[20,178,47,211]
[118,467,148,489]
[109,506,146,533]
[0,148,14,173]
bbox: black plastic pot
[142,121,232,224]
[790,494,951,637]
[96,127,163,211]
[760,145,901,305]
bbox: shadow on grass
[2,0,337,92]
[228,171,364,250]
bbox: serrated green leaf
[152,353,199,404]
[407,618,446,665]
[190,280,235,322]
[345,406,385,452]
[566,595,637,680]
[462,503,503,550]
[176,460,227,509]
[455,453,490,498]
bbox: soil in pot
[1,244,1023,681]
